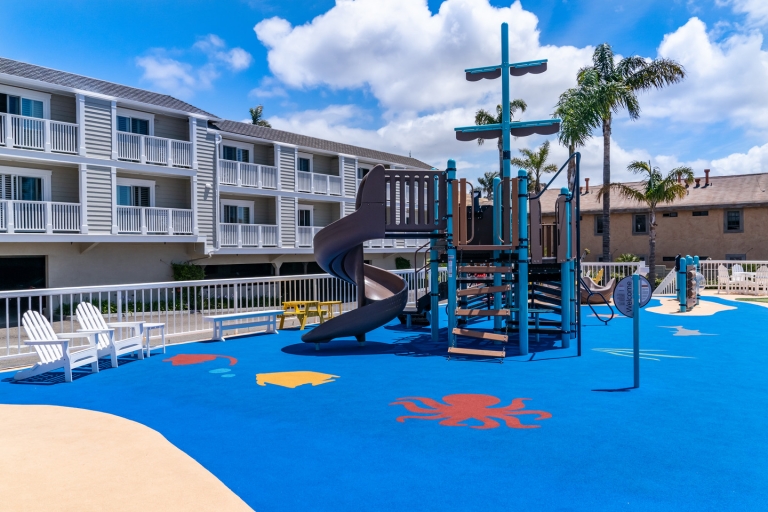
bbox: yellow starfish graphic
[256,371,339,389]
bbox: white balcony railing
[117,132,193,168]
[296,171,342,196]
[218,161,278,190]
[0,114,78,154]
[0,200,81,233]
[297,226,323,247]
[116,206,194,235]
[219,223,279,248]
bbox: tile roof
[0,57,216,118]
[210,120,433,169]
[539,172,768,214]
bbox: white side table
[143,323,166,357]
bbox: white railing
[297,226,323,247]
[117,132,193,168]
[0,200,81,234]
[116,206,194,235]
[296,171,343,196]
[653,260,768,295]
[218,161,279,190]
[0,268,448,360]
[654,269,677,295]
[580,262,642,287]
[0,114,78,154]
[219,223,279,248]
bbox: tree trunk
[567,143,576,188]
[649,208,657,287]
[602,115,611,262]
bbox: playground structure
[676,254,703,312]
[302,23,582,359]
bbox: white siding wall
[252,143,274,166]
[51,167,79,203]
[280,196,296,246]
[313,154,337,176]
[299,200,339,227]
[278,145,295,191]
[50,93,76,124]
[154,115,189,141]
[85,165,112,233]
[83,97,112,159]
[343,156,357,197]
[196,123,217,247]
[116,172,190,209]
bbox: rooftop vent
[704,169,710,186]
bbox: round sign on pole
[614,275,652,318]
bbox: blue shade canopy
[465,59,548,81]
[454,119,561,141]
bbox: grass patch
[735,297,768,303]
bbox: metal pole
[560,187,571,348]
[518,169,529,355]
[632,272,640,388]
[446,160,457,348]
[492,176,502,331]
[501,23,510,182]
[430,242,439,343]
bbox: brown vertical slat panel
[398,175,406,226]
[409,175,416,227]
[451,180,459,239]
[556,195,567,263]
[426,174,435,226]
[571,199,577,258]
[416,176,424,225]
[511,177,519,246]
[458,179,467,244]
[502,178,510,244]
[530,196,542,264]
[387,176,395,228]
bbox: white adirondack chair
[15,310,101,383]
[76,302,145,368]
[717,265,733,294]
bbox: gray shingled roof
[0,57,217,118]
[540,172,768,214]
[210,120,433,169]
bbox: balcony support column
[140,135,146,165]
[76,94,86,156]
[237,162,242,187]
[45,201,53,233]
[140,207,147,236]
[78,164,89,234]
[168,210,174,236]
[191,175,199,235]
[110,167,118,235]
[188,117,198,169]
[237,224,243,248]
[110,101,118,160]
[7,202,14,234]
[44,120,51,153]
[166,138,173,167]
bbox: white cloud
[710,141,768,174]
[719,0,768,27]
[250,76,288,98]
[639,18,768,132]
[137,34,252,98]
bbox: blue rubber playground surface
[2,296,767,511]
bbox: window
[298,205,313,227]
[357,167,370,180]
[594,216,603,235]
[726,254,746,261]
[297,152,313,173]
[0,93,44,118]
[662,257,676,262]
[0,169,51,201]
[724,210,743,233]
[116,108,154,136]
[117,116,149,135]
[222,146,250,162]
[633,214,648,235]
[692,211,708,217]
[221,200,253,224]
[662,212,678,218]
[116,178,154,207]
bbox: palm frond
[597,182,646,204]
[592,43,616,78]
[626,58,686,92]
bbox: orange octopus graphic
[390,394,552,429]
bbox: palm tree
[510,140,558,193]
[553,86,600,186]
[249,105,271,127]
[576,44,686,262]
[597,161,693,285]
[477,171,498,199]
[475,99,527,177]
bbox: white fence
[219,161,278,190]
[296,171,343,196]
[117,132,193,168]
[580,262,642,286]
[220,223,279,248]
[0,268,447,360]
[0,200,81,233]
[652,260,768,295]
[116,206,194,235]
[0,114,78,154]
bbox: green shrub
[172,261,206,281]
[395,257,411,270]
[615,253,640,262]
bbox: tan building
[541,170,768,263]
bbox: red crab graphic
[390,394,552,429]
[162,354,238,366]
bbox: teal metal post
[446,160,457,348]
[560,187,571,347]
[693,255,700,299]
[493,176,502,331]
[632,272,640,388]
[518,169,529,355]
[430,243,439,342]
[500,23,511,182]
[678,259,687,312]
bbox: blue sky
[4,1,768,185]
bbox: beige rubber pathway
[646,297,736,316]
[0,404,253,512]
